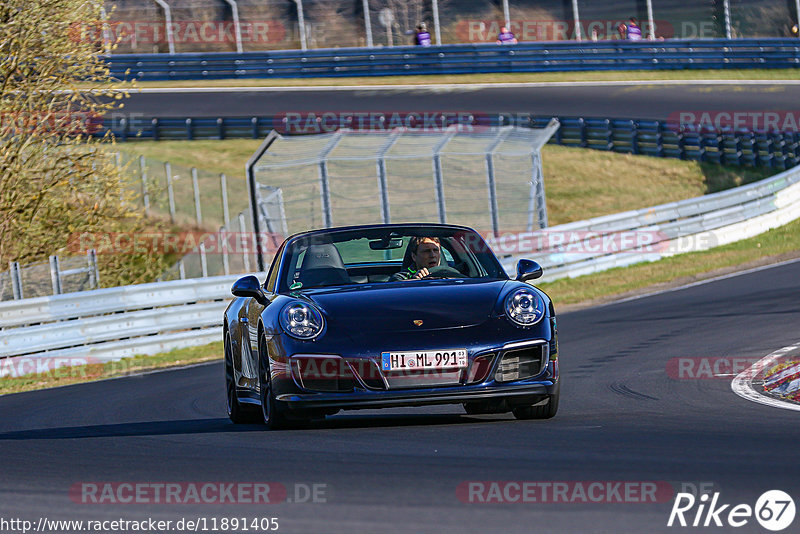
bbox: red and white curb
[731,341,800,412]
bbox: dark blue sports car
[223,223,559,428]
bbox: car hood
[297,279,508,332]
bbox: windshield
[277,226,507,292]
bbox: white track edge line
[731,342,800,412]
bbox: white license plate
[380,349,468,371]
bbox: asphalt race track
[1,259,799,533]
[121,82,800,120]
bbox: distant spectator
[617,22,627,40]
[496,26,517,45]
[414,22,432,46]
[625,17,642,40]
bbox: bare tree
[0,0,174,285]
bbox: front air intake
[494,345,546,383]
[291,356,355,392]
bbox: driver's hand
[413,268,430,280]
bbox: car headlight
[504,288,545,327]
[280,302,325,340]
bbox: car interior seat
[299,244,351,287]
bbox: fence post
[179,259,186,280]
[362,0,373,47]
[217,118,225,139]
[376,132,399,224]
[251,117,259,139]
[238,213,252,273]
[120,117,128,142]
[220,226,230,276]
[152,118,160,141]
[432,0,442,44]
[432,131,455,224]
[630,120,639,155]
[220,173,230,227]
[87,249,99,289]
[293,0,308,51]
[49,255,62,295]
[571,0,582,41]
[531,153,548,230]
[165,162,176,223]
[192,167,203,226]
[579,117,587,147]
[186,118,194,140]
[485,130,511,237]
[139,155,150,213]
[317,132,343,228]
[199,241,208,277]
[9,261,22,300]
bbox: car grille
[494,344,546,383]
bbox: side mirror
[516,259,543,282]
[231,275,268,304]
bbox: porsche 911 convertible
[223,223,559,428]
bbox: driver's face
[412,240,440,269]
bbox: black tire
[463,402,487,415]
[512,387,559,420]
[258,331,290,430]
[225,332,259,424]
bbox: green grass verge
[540,216,800,305]
[5,214,799,396]
[8,139,790,396]
[0,342,222,396]
[123,69,800,88]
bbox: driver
[390,237,441,281]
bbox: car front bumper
[275,378,557,411]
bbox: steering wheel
[421,265,466,279]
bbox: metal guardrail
[499,162,800,281]
[107,39,800,81]
[106,115,800,170]
[0,274,244,329]
[0,273,269,376]
[3,161,800,372]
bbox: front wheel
[512,385,559,420]
[225,332,259,424]
[258,332,290,430]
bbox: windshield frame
[275,224,507,294]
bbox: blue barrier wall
[103,114,800,170]
[107,39,800,81]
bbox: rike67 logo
[668,490,795,530]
